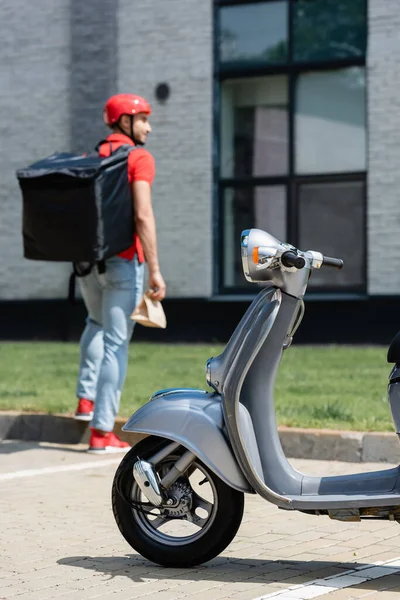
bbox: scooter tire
[112,435,245,567]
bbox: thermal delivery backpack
[16,144,135,264]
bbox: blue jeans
[76,256,144,432]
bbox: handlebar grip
[281,251,306,270]
[323,256,344,270]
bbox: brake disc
[161,480,193,518]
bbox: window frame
[213,0,368,296]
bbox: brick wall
[367,0,400,294]
[0,0,71,300]
[118,0,214,298]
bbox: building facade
[0,0,399,340]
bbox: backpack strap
[95,140,136,155]
[68,271,77,306]
[95,139,113,154]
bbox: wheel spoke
[149,514,168,530]
[190,491,214,527]
[193,491,213,514]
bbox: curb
[278,426,400,463]
[1,412,399,463]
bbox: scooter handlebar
[282,251,344,271]
[281,251,306,270]
[322,256,344,270]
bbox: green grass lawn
[0,342,394,432]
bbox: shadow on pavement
[57,555,396,590]
[0,440,87,455]
[0,413,89,446]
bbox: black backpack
[16,143,135,265]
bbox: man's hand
[149,270,166,301]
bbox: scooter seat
[387,330,400,363]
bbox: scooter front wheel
[112,435,244,567]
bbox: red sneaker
[74,398,94,421]
[88,429,131,454]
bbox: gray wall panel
[118,0,214,298]
[69,0,118,153]
[0,0,71,300]
[368,0,400,294]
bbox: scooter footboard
[122,388,252,493]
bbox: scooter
[112,228,400,568]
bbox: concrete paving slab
[2,442,400,599]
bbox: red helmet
[103,94,152,126]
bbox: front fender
[122,388,252,493]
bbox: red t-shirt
[98,133,156,262]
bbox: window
[221,76,288,178]
[295,68,366,174]
[220,2,288,65]
[215,0,367,294]
[293,0,367,63]
[298,180,365,290]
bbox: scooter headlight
[241,228,283,283]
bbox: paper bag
[130,291,167,329]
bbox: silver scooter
[112,228,400,567]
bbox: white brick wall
[118,0,214,298]
[368,0,400,294]
[0,0,72,300]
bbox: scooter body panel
[290,491,400,511]
[122,389,253,493]
[208,286,306,507]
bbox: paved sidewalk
[2,441,400,600]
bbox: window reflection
[221,76,288,178]
[293,0,367,63]
[299,181,365,289]
[295,68,366,174]
[220,2,288,65]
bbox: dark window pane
[293,0,367,63]
[219,2,288,66]
[298,181,365,290]
[223,186,286,287]
[221,76,288,178]
[295,68,366,174]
